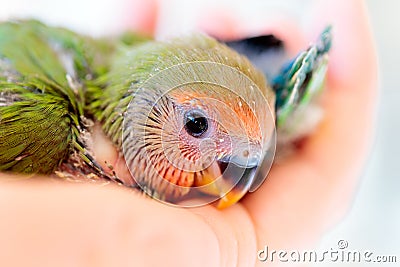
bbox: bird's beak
[195,152,261,209]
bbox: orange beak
[194,154,260,209]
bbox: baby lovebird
[0,20,331,208]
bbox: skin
[0,0,377,266]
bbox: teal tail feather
[273,26,332,128]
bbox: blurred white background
[0,0,130,36]
[0,0,398,265]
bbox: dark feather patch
[224,34,287,81]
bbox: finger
[303,0,378,182]
[122,0,159,35]
[0,176,220,267]
[242,0,378,249]
[91,127,258,266]
[190,204,257,267]
[91,123,133,184]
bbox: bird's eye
[184,110,209,138]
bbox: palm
[0,0,376,266]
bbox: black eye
[184,110,209,138]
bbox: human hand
[0,0,377,266]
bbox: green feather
[92,35,271,147]
[0,20,115,174]
[0,19,330,193]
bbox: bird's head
[121,36,276,208]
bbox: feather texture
[0,20,112,174]
[0,20,330,208]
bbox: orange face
[120,51,276,208]
[122,81,273,208]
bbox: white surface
[0,0,128,36]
